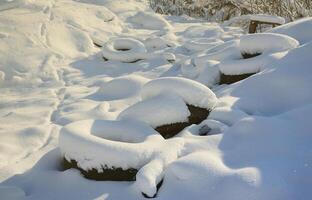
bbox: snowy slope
[0,0,312,199]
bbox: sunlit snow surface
[0,0,312,199]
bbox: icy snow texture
[141,77,218,110]
[118,94,190,128]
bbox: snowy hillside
[0,0,312,199]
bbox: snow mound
[166,151,262,199]
[76,119,159,143]
[269,17,312,44]
[239,33,299,55]
[89,75,149,101]
[195,60,220,87]
[228,41,312,115]
[141,77,218,110]
[184,38,224,52]
[143,37,173,50]
[194,40,241,64]
[219,33,299,75]
[54,101,113,126]
[128,11,172,30]
[102,37,147,63]
[181,59,220,87]
[183,25,224,38]
[118,94,190,128]
[180,119,228,136]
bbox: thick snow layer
[89,74,149,101]
[118,94,190,128]
[194,40,241,64]
[183,25,224,38]
[59,119,163,170]
[223,41,312,116]
[141,77,218,110]
[180,59,220,88]
[1,1,312,200]
[218,33,299,75]
[59,119,184,196]
[128,11,172,30]
[250,14,285,24]
[269,17,312,44]
[239,33,299,55]
[218,53,280,75]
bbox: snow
[250,14,285,24]
[128,11,172,30]
[239,33,299,55]
[183,25,224,38]
[224,41,312,116]
[59,118,184,196]
[59,119,163,170]
[102,37,147,62]
[0,0,312,199]
[101,37,176,62]
[118,94,190,128]
[89,74,149,101]
[269,17,312,44]
[183,38,224,52]
[141,77,218,110]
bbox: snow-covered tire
[102,38,147,63]
[123,77,218,138]
[141,77,217,110]
[218,33,299,84]
[59,119,184,196]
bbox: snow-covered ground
[0,0,312,199]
